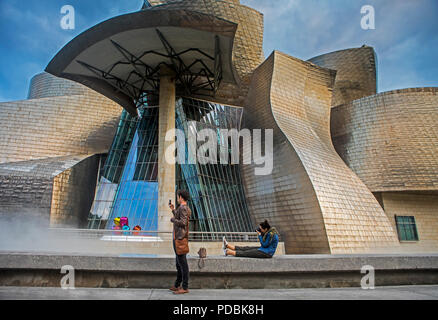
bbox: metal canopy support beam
[214,35,223,95]
[75,28,224,111]
[110,40,159,95]
[155,29,191,95]
[76,60,141,101]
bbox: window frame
[394,215,420,242]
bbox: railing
[190,232,259,242]
[48,228,262,242]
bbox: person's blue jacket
[257,229,279,256]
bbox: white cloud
[241,0,438,92]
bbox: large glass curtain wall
[176,98,253,233]
[87,105,159,230]
[88,97,252,233]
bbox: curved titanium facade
[5,1,434,252]
[28,72,88,99]
[147,0,264,80]
[46,9,240,115]
[242,51,399,254]
[0,73,123,228]
[0,155,99,228]
[0,74,123,164]
[309,46,377,107]
[331,87,438,193]
[147,0,264,106]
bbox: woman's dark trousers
[235,246,272,258]
[173,240,189,290]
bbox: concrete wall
[1,252,437,289]
[380,192,438,253]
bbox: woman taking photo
[223,220,279,258]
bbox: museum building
[0,0,437,254]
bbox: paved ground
[1,285,438,300]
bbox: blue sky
[0,0,437,102]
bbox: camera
[255,227,261,233]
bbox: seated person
[223,220,279,259]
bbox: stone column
[157,65,176,234]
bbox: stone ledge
[1,251,438,273]
[1,251,438,289]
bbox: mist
[0,212,111,254]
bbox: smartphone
[169,199,172,206]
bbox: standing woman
[169,190,192,294]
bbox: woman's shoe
[169,286,180,292]
[222,236,228,255]
[173,288,190,294]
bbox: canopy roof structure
[46,9,239,115]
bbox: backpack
[122,225,130,236]
[133,225,141,236]
[197,248,207,269]
[112,225,121,235]
[120,217,129,227]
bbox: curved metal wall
[242,52,331,254]
[243,51,399,254]
[28,72,89,99]
[148,0,264,79]
[309,46,377,107]
[0,154,98,228]
[147,0,264,106]
[331,87,438,193]
[0,83,123,164]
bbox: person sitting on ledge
[223,220,279,259]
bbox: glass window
[395,216,419,241]
[88,103,159,231]
[176,97,253,233]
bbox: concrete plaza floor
[1,285,438,300]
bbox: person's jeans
[173,240,189,289]
[235,246,272,258]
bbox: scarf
[262,227,279,243]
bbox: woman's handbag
[175,237,189,255]
[174,212,190,255]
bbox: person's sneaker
[173,288,189,294]
[169,286,180,292]
[222,236,228,255]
